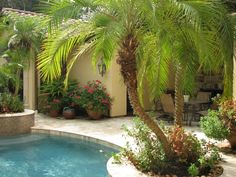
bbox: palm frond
[38,21,95,81]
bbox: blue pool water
[0,134,117,177]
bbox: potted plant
[61,82,81,119]
[46,99,61,117]
[73,80,112,119]
[200,100,236,149]
[62,106,76,119]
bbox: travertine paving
[33,113,236,177]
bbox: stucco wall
[69,52,127,117]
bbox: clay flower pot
[227,128,236,149]
[86,110,103,120]
[49,110,59,117]
[63,107,75,119]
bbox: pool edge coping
[31,128,122,150]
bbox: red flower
[53,99,61,103]
[84,85,89,89]
[101,99,109,105]
[87,89,94,93]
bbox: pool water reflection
[0,134,117,177]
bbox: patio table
[184,100,210,126]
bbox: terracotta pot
[49,110,59,117]
[86,110,103,120]
[63,108,75,119]
[227,128,236,149]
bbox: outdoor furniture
[184,99,210,126]
[196,91,212,110]
[160,94,175,122]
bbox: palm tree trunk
[117,34,173,158]
[174,63,184,127]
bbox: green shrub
[200,110,230,141]
[188,163,199,176]
[122,118,167,173]
[0,93,24,113]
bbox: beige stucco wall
[69,52,127,117]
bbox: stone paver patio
[33,113,236,177]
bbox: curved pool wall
[0,109,35,136]
[0,133,118,177]
[31,128,121,150]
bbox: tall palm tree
[38,0,234,156]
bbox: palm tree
[0,12,45,101]
[142,1,235,126]
[37,0,234,157]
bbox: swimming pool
[0,134,117,177]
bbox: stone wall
[0,109,35,136]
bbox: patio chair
[196,92,211,101]
[196,91,211,110]
[159,94,175,122]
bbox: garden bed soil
[108,157,223,177]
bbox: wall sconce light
[97,59,106,77]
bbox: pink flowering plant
[73,80,112,113]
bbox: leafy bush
[122,118,167,173]
[200,110,230,141]
[219,100,236,129]
[200,99,236,142]
[121,118,220,176]
[0,93,24,113]
[168,126,202,164]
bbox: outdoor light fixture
[97,59,106,77]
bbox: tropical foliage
[0,12,45,96]
[37,0,235,174]
[40,79,79,112]
[0,92,24,113]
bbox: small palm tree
[38,0,234,157]
[0,13,45,97]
